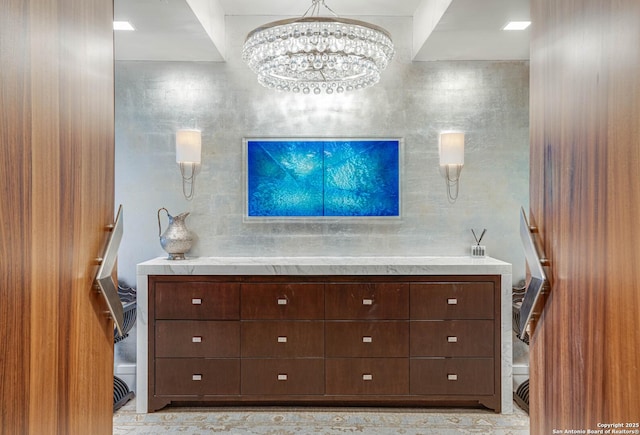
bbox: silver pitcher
[158,207,194,260]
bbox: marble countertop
[137,256,511,276]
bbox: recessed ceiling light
[503,21,531,31]
[113,21,135,31]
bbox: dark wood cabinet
[409,281,500,411]
[147,275,501,412]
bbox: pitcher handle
[158,207,169,237]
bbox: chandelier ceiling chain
[242,0,395,95]
[303,0,338,18]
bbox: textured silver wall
[115,16,529,287]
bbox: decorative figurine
[158,207,194,260]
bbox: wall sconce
[439,132,465,203]
[176,129,201,200]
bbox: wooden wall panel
[602,5,640,420]
[29,0,64,430]
[529,0,640,432]
[0,0,32,430]
[1,0,114,433]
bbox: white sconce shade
[176,129,202,164]
[438,132,465,203]
[176,129,202,200]
[439,132,465,166]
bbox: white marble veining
[136,256,512,414]
[138,255,512,276]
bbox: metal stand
[512,281,530,413]
[113,284,137,412]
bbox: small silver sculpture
[158,207,194,260]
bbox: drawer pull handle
[192,298,202,305]
[192,374,202,381]
[277,336,288,343]
[447,336,458,343]
[362,374,373,381]
[447,374,458,381]
[362,336,373,343]
[447,298,458,305]
[362,299,373,305]
[277,374,288,381]
[277,298,288,305]
[192,336,202,343]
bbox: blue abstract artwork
[247,139,400,217]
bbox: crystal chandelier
[242,0,395,95]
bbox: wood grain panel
[241,283,324,319]
[325,321,409,357]
[241,359,325,395]
[0,0,32,431]
[29,0,64,430]
[410,282,494,320]
[325,282,409,320]
[154,281,240,320]
[529,0,640,432]
[602,4,640,421]
[410,320,494,357]
[156,321,240,358]
[410,358,494,396]
[1,0,114,433]
[241,321,324,357]
[155,359,240,396]
[325,358,409,395]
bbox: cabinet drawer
[410,320,494,357]
[325,283,409,320]
[241,321,324,357]
[241,283,324,319]
[155,281,239,320]
[241,359,324,395]
[325,321,409,357]
[156,321,240,358]
[155,358,240,396]
[326,358,409,395]
[410,358,494,395]
[410,282,494,320]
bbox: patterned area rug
[113,400,529,434]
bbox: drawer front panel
[241,321,324,357]
[241,283,324,319]
[155,281,239,320]
[241,359,324,395]
[155,321,240,358]
[155,358,240,396]
[410,358,494,396]
[325,283,409,320]
[410,282,494,320]
[325,358,409,395]
[410,320,494,357]
[325,321,409,357]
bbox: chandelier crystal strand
[242,1,395,95]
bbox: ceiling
[114,0,530,62]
